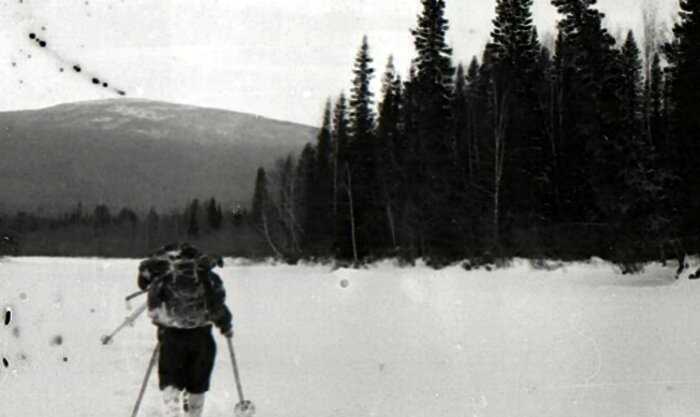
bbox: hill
[0,99,317,214]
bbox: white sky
[0,0,678,126]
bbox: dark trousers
[157,325,217,394]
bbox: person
[137,242,233,417]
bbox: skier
[137,243,233,417]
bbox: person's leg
[158,328,188,416]
[185,392,206,417]
[162,385,183,417]
[185,327,217,417]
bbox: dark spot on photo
[29,33,36,40]
[50,335,63,346]
[11,62,16,67]
[59,68,64,72]
[27,54,31,59]
[4,308,11,325]
[18,353,27,361]
[73,65,82,72]
[92,78,99,84]
[117,90,126,96]
[2,358,9,368]
[103,82,108,88]
[41,26,46,31]
[62,356,68,362]
[39,41,47,48]
[12,327,20,338]
[19,292,27,300]
[90,308,96,313]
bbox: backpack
[139,243,223,329]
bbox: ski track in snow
[0,257,699,417]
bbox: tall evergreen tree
[410,0,457,260]
[620,31,644,135]
[349,36,375,145]
[487,0,544,252]
[345,36,378,258]
[551,0,619,227]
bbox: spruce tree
[487,0,544,252]
[620,31,643,135]
[551,0,619,229]
[346,36,378,258]
[410,0,457,260]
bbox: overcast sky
[0,0,678,126]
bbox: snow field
[0,257,698,417]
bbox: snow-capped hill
[0,99,317,214]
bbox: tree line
[0,198,268,258]
[250,0,700,269]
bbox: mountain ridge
[0,98,317,215]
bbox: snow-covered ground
[2,257,699,417]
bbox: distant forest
[2,0,699,270]
[248,0,700,269]
[0,199,269,258]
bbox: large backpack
[139,243,223,328]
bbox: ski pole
[126,289,147,302]
[227,337,256,417]
[101,302,148,345]
[227,337,245,402]
[130,342,160,417]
